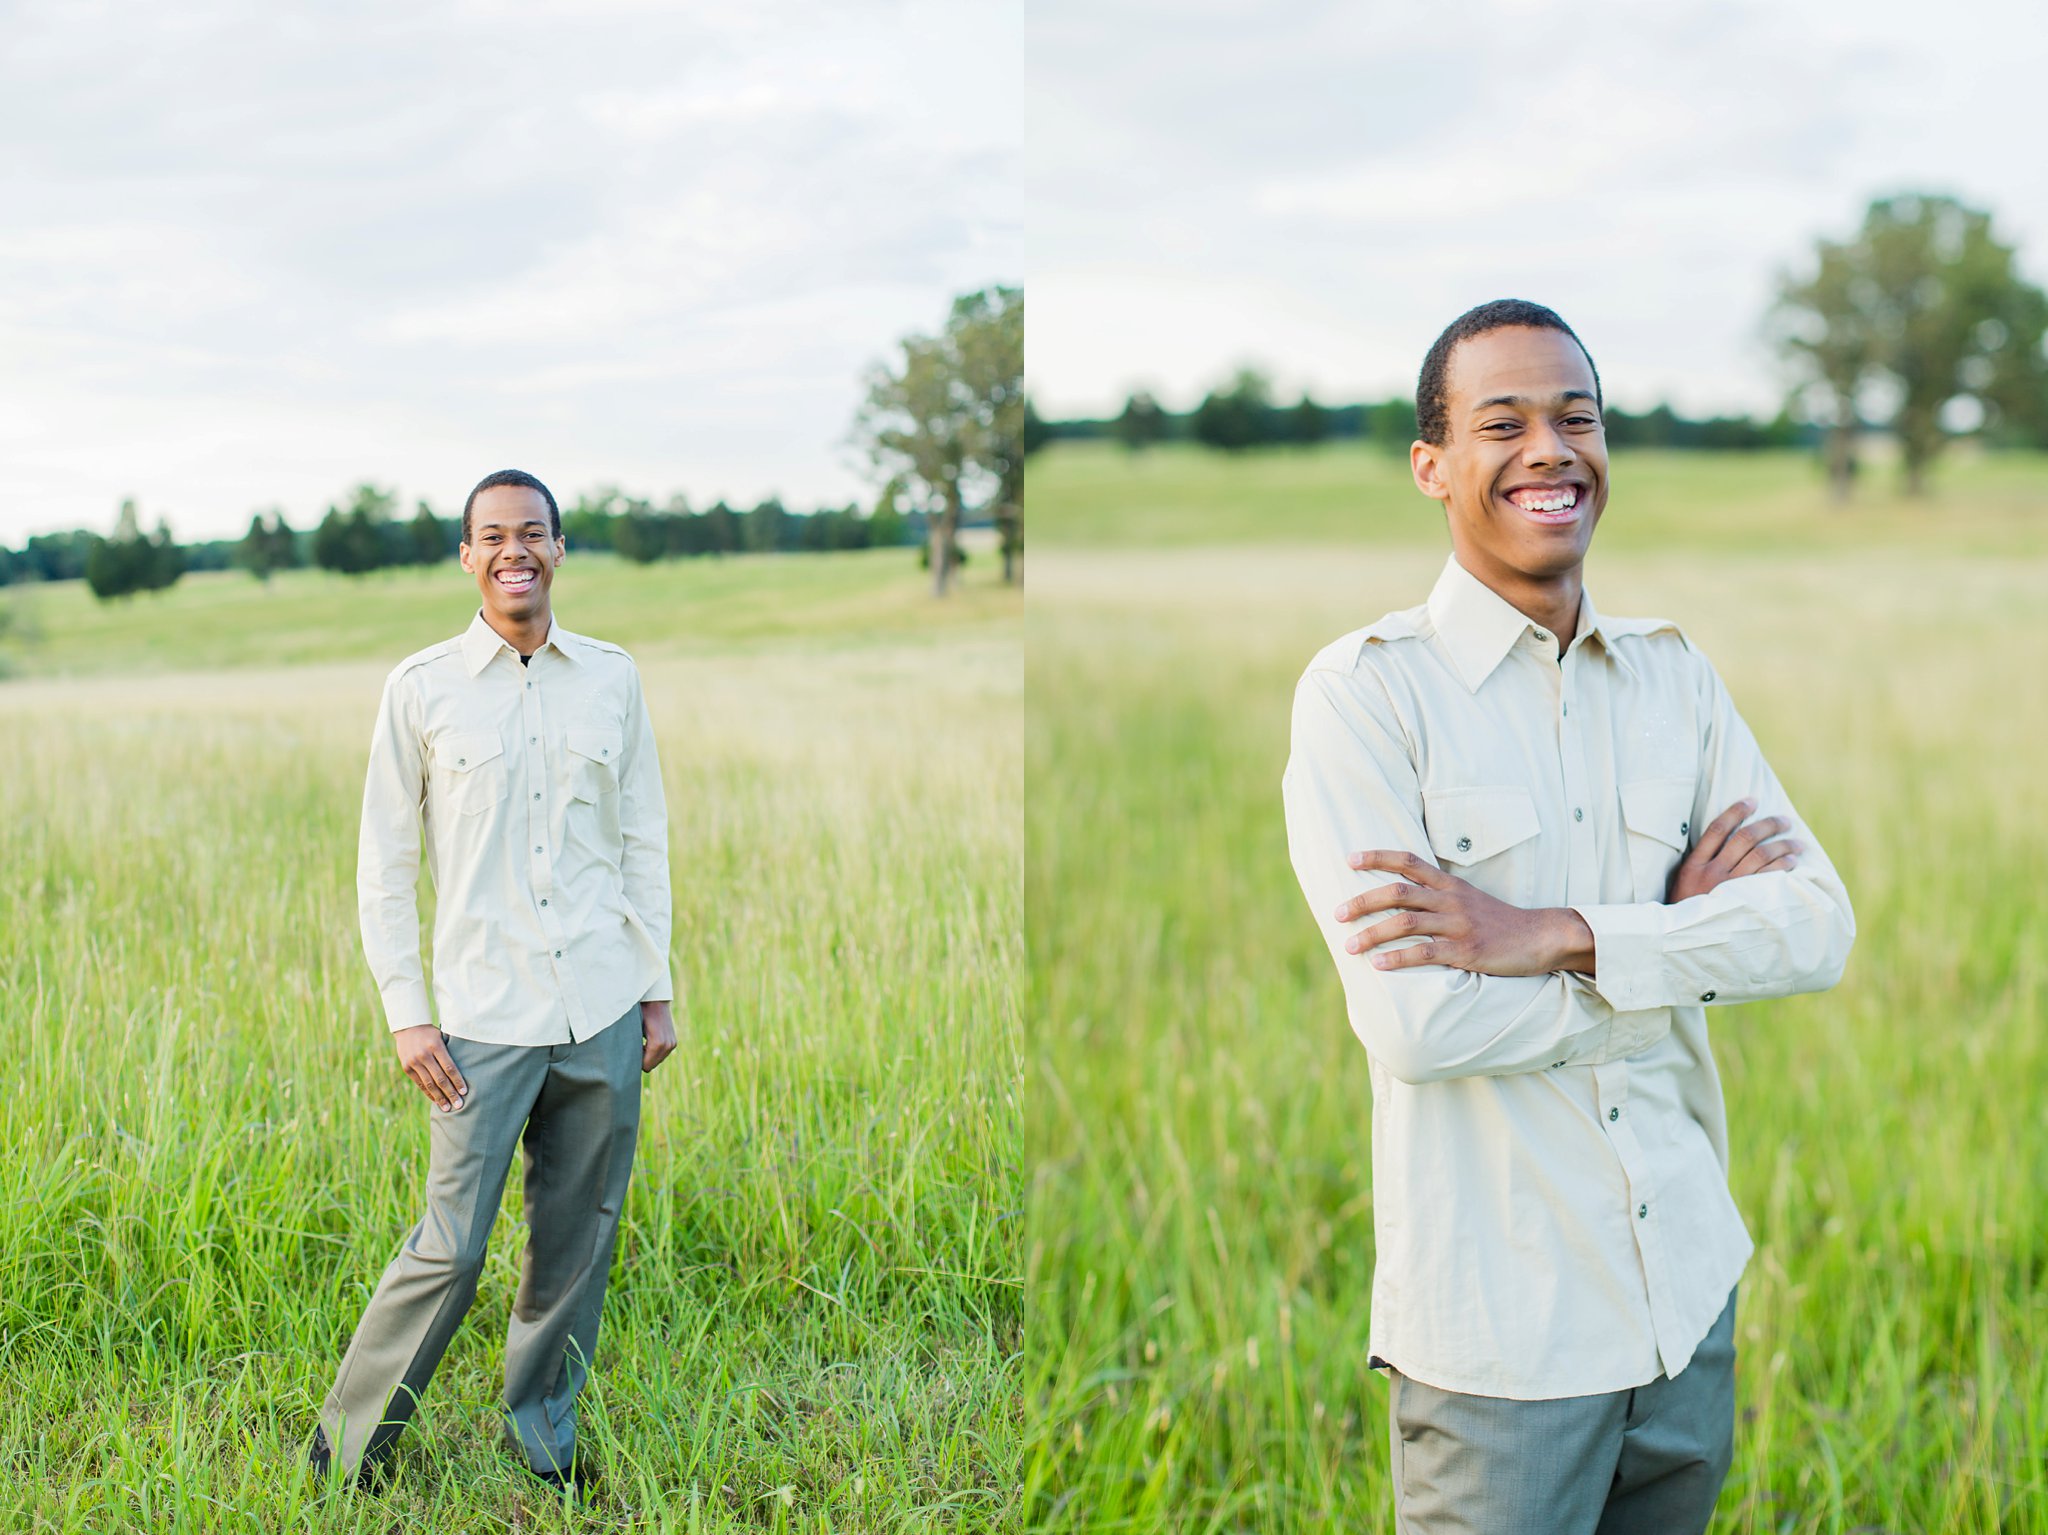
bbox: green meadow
[0,550,1021,1532]
[1025,443,2048,1533]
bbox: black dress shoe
[306,1426,391,1488]
[521,1456,591,1493]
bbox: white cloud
[0,0,1020,541]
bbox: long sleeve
[1571,650,1855,1013]
[357,669,432,1034]
[1283,663,1667,1085]
[617,664,674,1004]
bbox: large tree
[1774,194,2048,497]
[84,499,182,600]
[856,284,1023,596]
[1191,368,1274,452]
[1113,390,1168,451]
[953,285,1024,586]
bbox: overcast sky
[2,0,1020,542]
[1028,0,2047,420]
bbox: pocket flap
[1421,785,1541,866]
[439,731,503,771]
[1620,776,1695,851]
[566,729,623,765]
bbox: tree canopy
[855,284,1024,594]
[1773,192,2048,496]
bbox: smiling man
[310,468,677,1492]
[1281,301,1855,1532]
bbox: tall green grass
[1026,445,2048,1533]
[0,552,1022,1531]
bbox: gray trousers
[1389,1287,1737,1534]
[318,1008,643,1476]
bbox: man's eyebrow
[1471,389,1598,411]
[475,519,550,532]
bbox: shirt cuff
[1571,902,1673,1014]
[641,971,675,1006]
[380,979,434,1034]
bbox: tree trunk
[931,485,960,597]
[997,501,1020,585]
[1826,420,1856,503]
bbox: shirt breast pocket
[436,731,507,817]
[1420,785,1543,907]
[1620,776,1695,902]
[566,728,623,803]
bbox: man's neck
[482,605,552,658]
[1456,548,1583,653]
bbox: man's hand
[1338,849,1595,977]
[394,1025,468,1112]
[1668,797,1802,903]
[640,1000,677,1074]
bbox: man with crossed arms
[311,468,677,1491]
[1283,300,1854,1531]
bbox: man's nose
[1523,421,1575,465]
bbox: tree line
[0,482,934,599]
[1030,380,1816,457]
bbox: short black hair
[462,469,561,544]
[1415,299,1602,446]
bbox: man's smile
[494,567,538,594]
[1501,482,1585,525]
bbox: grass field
[0,549,1022,1532]
[1025,443,2048,1533]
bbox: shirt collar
[1425,553,1635,693]
[459,610,581,677]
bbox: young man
[1281,301,1854,1532]
[311,468,677,1490]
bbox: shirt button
[1638,1203,1648,1219]
[526,680,532,689]
[540,898,548,907]
[1609,1106,1619,1122]
[1456,836,1472,852]
[530,735,537,743]
[456,757,465,766]
[601,747,609,757]
[1550,1060,1565,1069]
[1681,821,1690,837]
[1574,807,1583,822]
[533,792,541,800]
[1562,701,1569,717]
[1701,990,1716,1002]
[534,845,543,854]
[554,949,562,959]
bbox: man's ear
[458,541,475,573]
[1410,439,1450,503]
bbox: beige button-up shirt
[1282,553,1854,1399]
[358,611,673,1047]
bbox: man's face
[459,486,563,625]
[1410,325,1608,584]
